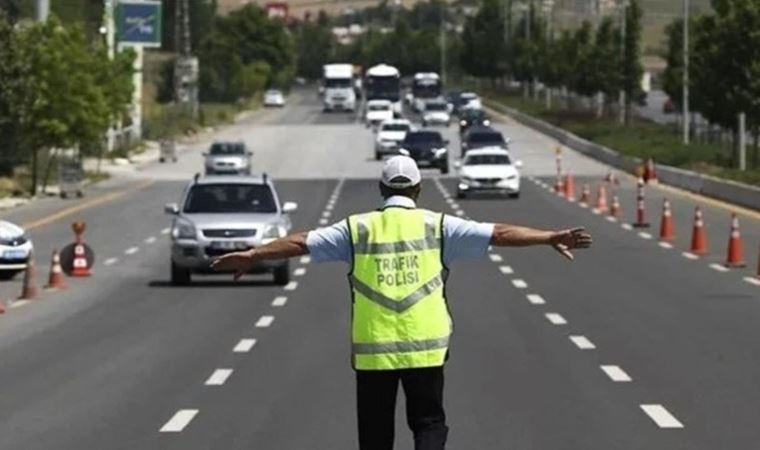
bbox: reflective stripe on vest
[349,208,451,370]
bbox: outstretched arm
[490,224,592,260]
[211,232,309,279]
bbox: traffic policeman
[211,156,592,450]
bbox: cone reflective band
[71,243,92,276]
[659,199,675,241]
[45,249,67,290]
[725,214,746,268]
[690,206,708,255]
[633,178,650,228]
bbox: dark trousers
[356,366,448,450]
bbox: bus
[411,72,442,113]
[364,64,402,117]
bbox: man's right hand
[549,227,593,260]
[210,251,254,280]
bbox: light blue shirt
[306,196,495,266]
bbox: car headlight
[460,120,466,126]
[434,148,447,157]
[262,224,286,240]
[460,176,473,184]
[506,174,518,180]
[483,120,491,126]
[172,217,197,240]
[398,148,410,156]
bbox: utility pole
[618,0,628,125]
[103,0,116,152]
[682,0,690,144]
[35,0,49,21]
[440,1,446,85]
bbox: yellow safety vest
[348,207,451,370]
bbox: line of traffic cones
[689,206,708,255]
[633,178,650,228]
[594,184,608,213]
[725,214,746,268]
[609,195,621,219]
[659,199,675,241]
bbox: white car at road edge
[456,147,522,199]
[0,220,33,279]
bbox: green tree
[295,21,333,80]
[461,0,505,81]
[622,0,644,123]
[0,9,28,174]
[590,17,622,115]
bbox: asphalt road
[0,87,758,449]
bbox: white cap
[381,156,421,188]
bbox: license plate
[210,241,247,250]
[3,249,27,259]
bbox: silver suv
[203,141,252,175]
[164,174,298,285]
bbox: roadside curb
[484,99,760,213]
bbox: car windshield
[462,93,477,100]
[469,132,504,143]
[209,142,246,155]
[369,103,390,111]
[426,103,447,111]
[463,110,487,120]
[404,132,442,144]
[266,90,281,96]
[184,184,277,214]
[465,154,511,165]
[382,123,410,132]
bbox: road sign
[115,1,162,47]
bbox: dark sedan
[398,131,449,174]
[459,109,491,135]
[460,126,509,156]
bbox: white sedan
[365,100,394,128]
[456,147,522,199]
[264,89,286,107]
[0,220,33,279]
[374,119,413,160]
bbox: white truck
[412,72,442,113]
[322,64,357,112]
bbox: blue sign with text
[116,1,162,47]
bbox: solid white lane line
[499,265,514,275]
[160,409,199,433]
[489,253,503,263]
[161,227,171,235]
[545,313,567,325]
[621,223,633,231]
[526,294,546,305]
[256,315,275,328]
[681,252,699,260]
[300,255,311,264]
[284,281,298,291]
[10,300,30,309]
[294,267,306,276]
[709,263,729,273]
[104,257,119,266]
[744,277,760,286]
[144,236,157,244]
[578,203,588,209]
[638,232,653,240]
[205,369,233,386]
[658,242,673,249]
[319,218,329,226]
[640,404,684,429]
[125,247,139,255]
[569,335,596,350]
[233,339,257,353]
[600,365,632,382]
[272,296,288,307]
[511,279,528,289]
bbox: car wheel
[273,262,290,286]
[508,192,521,199]
[375,151,382,161]
[456,191,466,200]
[171,261,191,285]
[440,163,449,175]
[159,157,165,163]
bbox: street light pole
[682,0,690,145]
[440,1,446,85]
[619,0,628,125]
[35,0,49,21]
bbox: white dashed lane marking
[621,224,633,231]
[161,227,171,235]
[569,335,596,350]
[145,236,157,244]
[744,277,760,286]
[255,315,275,328]
[321,211,331,219]
[233,339,257,353]
[300,255,311,264]
[284,281,298,291]
[658,242,673,249]
[272,296,288,307]
[294,267,306,277]
[499,265,514,275]
[205,369,233,386]
[511,279,528,289]
[104,257,119,266]
[450,202,459,209]
[526,294,546,305]
[600,365,632,382]
[545,313,567,325]
[160,409,199,433]
[681,252,699,260]
[638,232,653,240]
[454,210,465,217]
[709,263,729,273]
[10,300,30,309]
[640,404,684,429]
[489,254,503,263]
[605,216,617,222]
[125,247,139,255]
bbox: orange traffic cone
[644,158,658,184]
[45,249,67,290]
[579,184,590,205]
[633,178,650,228]
[594,184,608,213]
[689,206,708,255]
[71,242,92,277]
[0,300,5,314]
[609,195,621,218]
[564,172,576,201]
[725,214,746,268]
[659,199,675,241]
[18,256,39,300]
